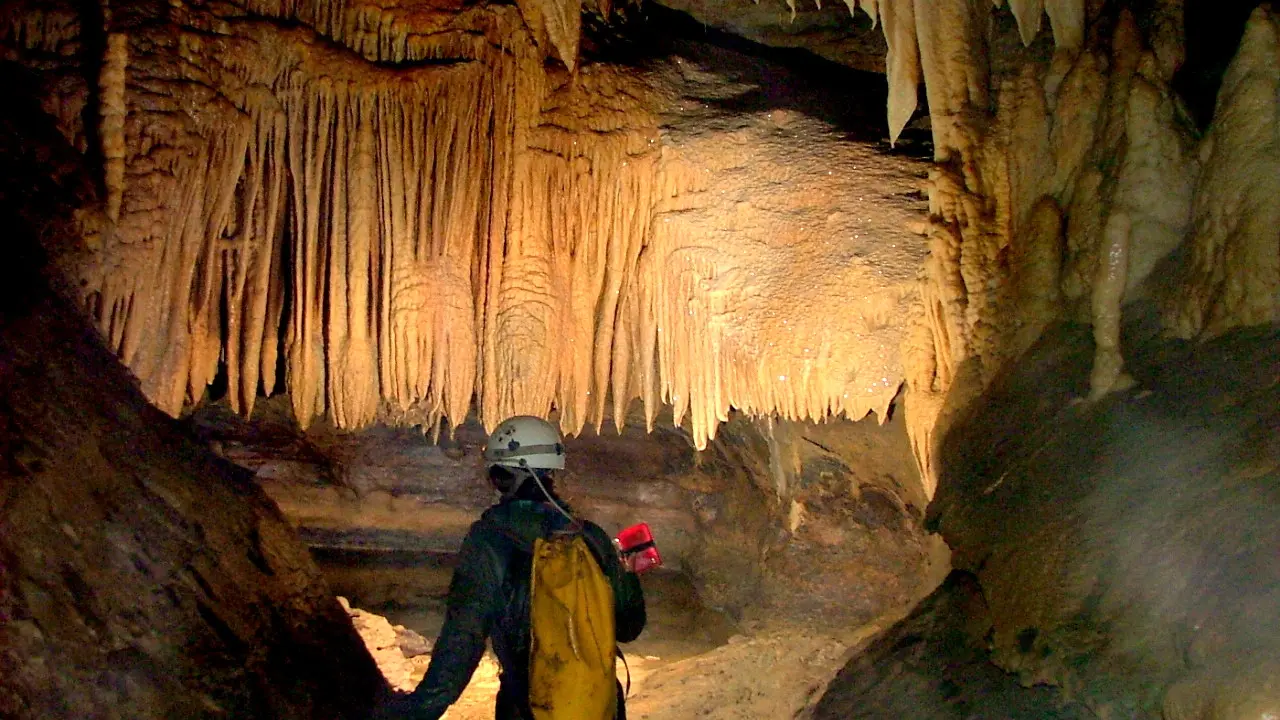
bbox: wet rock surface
[814,309,1279,719]
[822,310,1280,719]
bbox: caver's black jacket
[381,498,646,720]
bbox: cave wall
[0,0,952,633]
[925,313,1280,718]
[686,411,945,627]
[190,399,702,562]
[808,573,1095,719]
[192,395,940,627]
[813,310,1279,719]
[0,66,386,719]
[0,0,1275,716]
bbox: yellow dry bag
[528,532,617,720]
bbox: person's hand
[366,692,426,720]
[613,538,639,573]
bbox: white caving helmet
[483,416,566,471]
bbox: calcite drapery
[21,0,1273,484]
[2,0,928,451]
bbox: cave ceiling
[1,0,933,448]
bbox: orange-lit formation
[4,0,1278,494]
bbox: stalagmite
[1112,72,1197,290]
[1168,7,1280,337]
[99,32,128,223]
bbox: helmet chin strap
[517,466,577,525]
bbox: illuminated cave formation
[1,0,1278,718]
[6,0,926,456]
[9,0,1276,492]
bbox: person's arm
[398,529,503,719]
[586,524,646,644]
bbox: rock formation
[2,0,928,453]
[923,312,1279,718]
[0,68,387,719]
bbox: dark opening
[1173,0,1265,130]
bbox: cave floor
[315,549,883,719]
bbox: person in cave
[372,415,647,720]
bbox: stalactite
[224,103,288,418]
[880,0,920,145]
[284,86,330,426]
[514,0,583,71]
[28,0,934,455]
[99,32,128,223]
[180,121,256,414]
[1045,0,1084,50]
[913,0,989,163]
[901,295,940,497]
[888,0,1213,492]
[855,0,879,28]
[1008,0,1045,48]
[60,12,519,425]
[235,0,498,65]
[273,62,505,430]
[28,0,1207,482]
[480,69,662,440]
[853,0,1088,145]
[1,4,74,52]
[891,0,1101,495]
